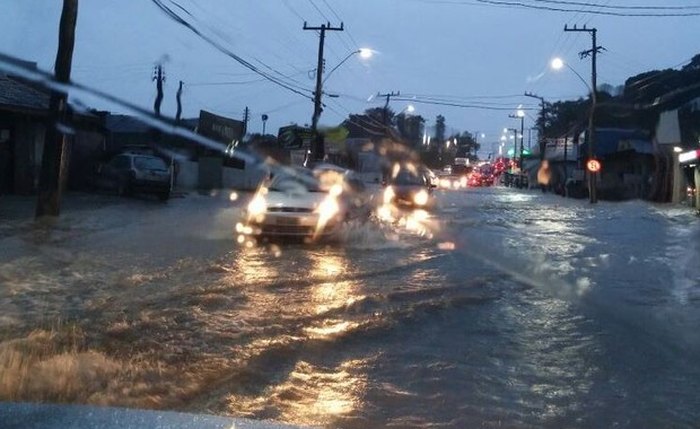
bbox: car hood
[265,190,327,211]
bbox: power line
[283,0,306,21]
[472,0,700,16]
[187,78,268,86]
[182,1,313,87]
[393,97,539,111]
[150,0,313,100]
[416,0,700,15]
[188,70,309,87]
[400,93,528,100]
[262,99,309,115]
[526,0,700,11]
[319,0,360,51]
[307,0,331,21]
[582,0,612,26]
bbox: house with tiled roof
[0,65,105,195]
[0,70,51,194]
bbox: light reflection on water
[237,359,369,427]
[2,188,700,427]
[308,252,363,316]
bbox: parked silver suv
[96,153,172,201]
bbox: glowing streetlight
[551,57,591,92]
[358,48,373,59]
[406,104,415,113]
[551,57,564,70]
[324,48,374,84]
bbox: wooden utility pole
[378,91,400,127]
[153,65,165,117]
[525,92,546,160]
[508,113,525,172]
[175,80,183,122]
[242,106,250,136]
[36,0,79,218]
[565,25,604,204]
[304,21,344,162]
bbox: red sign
[586,159,602,173]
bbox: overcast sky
[2,0,699,152]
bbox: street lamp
[552,56,597,203]
[505,128,519,161]
[509,110,525,172]
[323,48,373,84]
[551,57,591,92]
[309,47,372,163]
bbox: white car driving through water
[240,167,359,241]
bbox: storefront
[679,149,700,210]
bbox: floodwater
[1,188,699,428]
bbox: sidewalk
[0,192,126,222]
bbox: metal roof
[0,74,49,112]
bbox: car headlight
[247,193,267,217]
[314,194,341,238]
[316,196,340,219]
[383,186,395,205]
[413,189,429,206]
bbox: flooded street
[1,188,700,428]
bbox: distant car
[424,168,439,187]
[468,172,484,187]
[468,165,495,187]
[96,153,172,200]
[451,164,473,177]
[385,169,436,209]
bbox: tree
[395,113,425,148]
[543,99,588,138]
[682,54,700,72]
[343,114,386,139]
[455,132,480,160]
[364,107,394,126]
[434,115,446,142]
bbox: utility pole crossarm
[378,91,400,129]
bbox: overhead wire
[180,1,313,87]
[471,0,700,17]
[525,0,700,11]
[150,0,313,100]
[320,0,361,49]
[393,97,539,111]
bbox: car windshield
[3,3,700,429]
[268,172,322,193]
[393,171,425,186]
[133,156,168,171]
